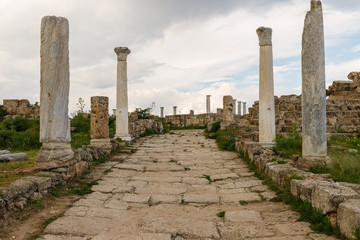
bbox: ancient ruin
[114,47,131,141]
[206,95,211,114]
[223,95,234,123]
[160,107,164,118]
[90,96,112,154]
[173,106,177,116]
[257,26,275,145]
[232,99,237,115]
[301,0,327,158]
[242,102,247,115]
[2,99,39,118]
[237,101,242,116]
[35,16,74,170]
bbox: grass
[217,211,225,218]
[206,129,235,151]
[327,149,360,184]
[67,179,100,196]
[201,174,211,182]
[168,124,206,130]
[239,200,248,205]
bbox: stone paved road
[40,130,336,240]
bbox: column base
[258,142,275,148]
[35,142,74,170]
[90,138,112,154]
[296,156,332,170]
[114,134,132,142]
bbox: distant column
[237,101,242,116]
[243,102,247,115]
[173,106,177,116]
[160,107,164,118]
[223,96,234,122]
[206,95,211,114]
[257,26,276,145]
[114,47,131,141]
[302,0,327,157]
[90,96,112,154]
[232,99,237,115]
[35,16,74,170]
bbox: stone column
[206,95,211,114]
[301,0,327,158]
[232,99,237,115]
[160,107,164,118]
[223,96,234,122]
[90,96,112,154]
[237,101,242,116]
[190,110,194,115]
[114,47,131,141]
[35,16,74,170]
[257,26,276,145]
[243,102,247,115]
[173,106,177,116]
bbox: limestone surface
[41,130,331,239]
[223,95,234,122]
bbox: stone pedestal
[160,107,164,118]
[206,95,211,114]
[257,27,276,145]
[301,0,327,158]
[223,96,234,122]
[90,96,112,154]
[173,106,177,116]
[243,102,247,115]
[237,101,242,116]
[232,99,237,115]
[114,47,131,141]
[35,16,74,170]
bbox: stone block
[225,210,262,222]
[338,199,360,239]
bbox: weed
[68,179,100,196]
[140,128,158,137]
[153,160,158,163]
[201,144,205,148]
[28,199,45,209]
[104,169,112,173]
[239,200,248,205]
[217,211,225,218]
[43,213,64,228]
[28,233,43,240]
[328,149,360,184]
[170,132,175,135]
[309,164,330,174]
[202,174,211,182]
[184,168,191,171]
[169,159,176,163]
[277,160,287,165]
[354,227,360,240]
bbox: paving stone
[211,173,239,181]
[121,193,150,204]
[91,184,117,193]
[150,194,181,205]
[135,182,187,195]
[183,193,219,204]
[182,177,210,185]
[85,192,111,201]
[275,222,312,235]
[114,163,145,172]
[225,210,263,222]
[104,199,129,210]
[92,233,172,240]
[146,163,184,171]
[64,206,88,217]
[260,191,277,200]
[234,180,263,188]
[221,193,261,204]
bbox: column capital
[206,95,211,98]
[256,27,272,46]
[237,101,242,103]
[114,47,131,61]
[310,0,322,11]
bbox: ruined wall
[2,99,40,118]
[163,113,220,127]
[244,72,360,133]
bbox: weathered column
[243,102,247,115]
[35,16,74,170]
[190,110,194,115]
[173,106,177,116]
[223,96,234,122]
[232,99,237,115]
[206,95,211,114]
[257,26,276,145]
[301,0,327,158]
[160,107,164,118]
[90,96,112,154]
[237,101,242,116]
[114,47,131,141]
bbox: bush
[0,107,8,121]
[71,113,90,133]
[207,121,220,133]
[214,130,235,151]
[4,116,35,132]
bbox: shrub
[215,130,235,151]
[207,121,220,133]
[71,113,90,133]
[4,116,35,132]
[0,107,8,121]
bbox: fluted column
[237,101,242,116]
[35,16,74,170]
[206,95,211,114]
[243,102,247,115]
[160,107,164,118]
[114,47,131,141]
[257,26,276,145]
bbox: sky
[0,0,360,116]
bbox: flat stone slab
[114,163,145,172]
[150,194,181,205]
[221,193,261,204]
[0,152,28,162]
[121,193,150,204]
[183,193,219,204]
[225,210,263,222]
[92,233,171,240]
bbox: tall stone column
[237,101,242,116]
[206,95,211,114]
[223,96,234,122]
[160,107,164,118]
[232,99,237,115]
[173,106,177,116]
[114,47,131,141]
[90,96,112,154]
[301,0,327,158]
[35,16,74,170]
[257,26,276,145]
[243,102,247,115]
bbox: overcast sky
[1,0,360,116]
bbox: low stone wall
[2,99,40,118]
[235,138,360,239]
[162,113,219,127]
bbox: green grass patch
[217,211,225,218]
[239,200,248,205]
[43,213,64,228]
[140,128,158,137]
[201,174,211,182]
[68,179,100,196]
[328,149,360,184]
